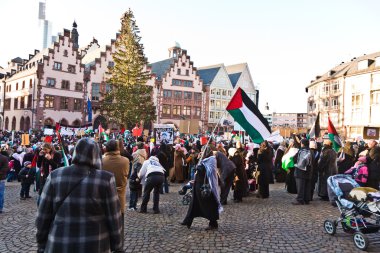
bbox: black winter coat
[367,158,380,190]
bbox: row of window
[162,90,202,100]
[91,83,112,101]
[53,61,76,73]
[162,105,201,117]
[209,111,224,119]
[210,99,228,109]
[210,89,233,97]
[46,78,83,91]
[6,79,33,92]
[176,69,190,76]
[4,95,33,110]
[172,79,193,87]
[44,96,83,111]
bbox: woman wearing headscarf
[180,146,222,230]
[257,141,274,198]
[317,139,337,201]
[337,141,355,174]
[37,143,62,195]
[366,146,380,190]
[227,148,245,203]
[36,138,123,253]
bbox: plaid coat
[36,165,123,253]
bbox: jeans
[140,174,164,212]
[20,183,31,198]
[162,176,169,193]
[0,180,5,211]
[6,171,15,182]
[129,190,138,209]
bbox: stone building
[306,52,380,139]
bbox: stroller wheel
[353,232,369,251]
[182,194,191,205]
[324,220,336,235]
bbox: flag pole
[198,110,227,163]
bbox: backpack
[296,149,311,171]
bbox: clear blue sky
[1,0,380,113]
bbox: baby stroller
[180,180,194,205]
[323,174,380,251]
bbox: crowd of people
[0,129,379,252]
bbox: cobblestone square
[1,182,379,252]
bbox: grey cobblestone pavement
[1,181,380,253]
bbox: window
[53,62,62,70]
[228,90,232,96]
[322,83,329,94]
[29,79,33,88]
[45,95,54,108]
[63,50,68,57]
[183,106,191,116]
[14,97,18,109]
[92,83,100,101]
[324,99,329,108]
[371,91,380,105]
[67,65,76,73]
[172,79,181,86]
[177,69,181,75]
[211,100,215,107]
[332,81,339,92]
[186,70,189,76]
[173,105,181,115]
[108,61,114,68]
[22,81,25,89]
[216,101,221,108]
[60,97,69,110]
[210,112,215,119]
[162,104,171,115]
[27,94,32,108]
[352,94,363,108]
[75,82,83,91]
[332,97,339,109]
[184,80,193,87]
[174,91,182,99]
[20,97,25,109]
[47,78,56,87]
[4,99,11,110]
[184,91,192,100]
[163,90,172,98]
[74,99,82,111]
[211,89,215,95]
[194,107,201,117]
[16,83,18,90]
[61,80,70,90]
[216,89,220,96]
[222,90,227,96]
[194,93,202,100]
[105,83,112,93]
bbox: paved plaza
[1,182,380,253]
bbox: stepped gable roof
[11,57,23,64]
[197,65,221,85]
[81,46,105,66]
[228,72,242,88]
[149,58,175,80]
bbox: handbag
[200,166,212,199]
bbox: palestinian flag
[328,116,342,152]
[281,147,299,172]
[308,112,320,139]
[226,87,271,144]
[55,123,70,167]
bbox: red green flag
[328,116,342,152]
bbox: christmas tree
[102,9,156,128]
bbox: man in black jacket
[0,152,9,213]
[293,139,312,205]
[215,151,236,205]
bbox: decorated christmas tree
[102,9,156,128]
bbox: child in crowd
[128,162,142,211]
[18,161,36,200]
[345,156,368,186]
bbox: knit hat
[23,161,32,167]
